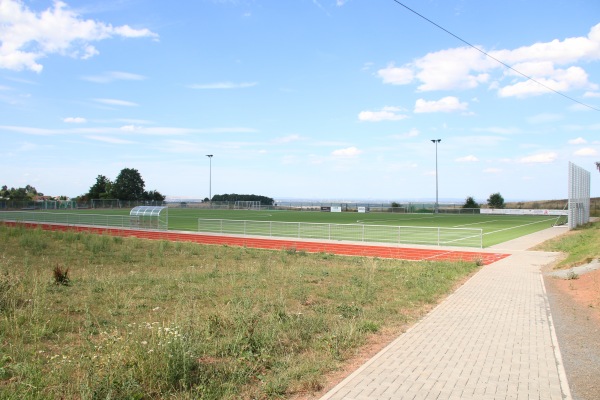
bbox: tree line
[210,193,275,206]
[0,185,47,201]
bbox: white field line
[483,217,556,236]
[356,215,442,224]
[453,219,503,228]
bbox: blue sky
[1,0,599,202]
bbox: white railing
[197,219,483,248]
[0,211,136,229]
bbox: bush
[462,196,479,209]
[487,192,505,209]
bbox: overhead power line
[389,0,600,112]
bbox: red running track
[3,222,509,265]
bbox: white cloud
[518,152,558,164]
[120,125,142,132]
[331,146,362,157]
[82,71,146,83]
[0,0,158,73]
[1,124,258,136]
[568,137,587,145]
[414,96,468,113]
[499,66,594,98]
[389,128,420,139]
[358,106,407,122]
[87,135,134,144]
[574,147,598,156]
[456,155,479,162]
[376,64,414,85]
[94,98,139,107]
[188,82,258,89]
[414,47,492,91]
[583,91,600,98]
[378,23,600,97]
[63,117,86,124]
[273,134,302,144]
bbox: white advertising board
[481,209,568,216]
[331,206,342,213]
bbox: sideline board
[481,208,568,216]
[320,206,342,212]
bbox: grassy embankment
[534,220,600,269]
[0,224,480,399]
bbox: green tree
[211,193,274,205]
[87,175,112,199]
[144,190,166,202]
[111,168,146,201]
[462,196,480,209]
[1,186,36,201]
[487,192,505,209]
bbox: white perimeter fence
[0,211,138,229]
[198,219,483,248]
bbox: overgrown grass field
[0,223,480,399]
[11,207,567,247]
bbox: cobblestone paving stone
[321,229,572,400]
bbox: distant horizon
[163,195,575,204]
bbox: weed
[566,269,579,280]
[53,265,71,286]
[337,304,362,319]
[0,272,21,313]
[358,320,380,333]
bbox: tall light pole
[206,154,213,206]
[431,139,441,213]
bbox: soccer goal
[92,199,122,209]
[234,201,261,210]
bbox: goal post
[91,199,122,209]
[234,200,261,210]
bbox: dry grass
[0,224,480,399]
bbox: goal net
[234,201,261,210]
[92,199,122,209]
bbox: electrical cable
[389,0,600,112]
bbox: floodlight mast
[206,155,213,207]
[431,139,441,213]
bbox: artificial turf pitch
[71,208,565,248]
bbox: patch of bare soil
[544,268,600,400]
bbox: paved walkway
[321,227,572,400]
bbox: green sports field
[44,207,566,248]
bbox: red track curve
[3,222,509,265]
